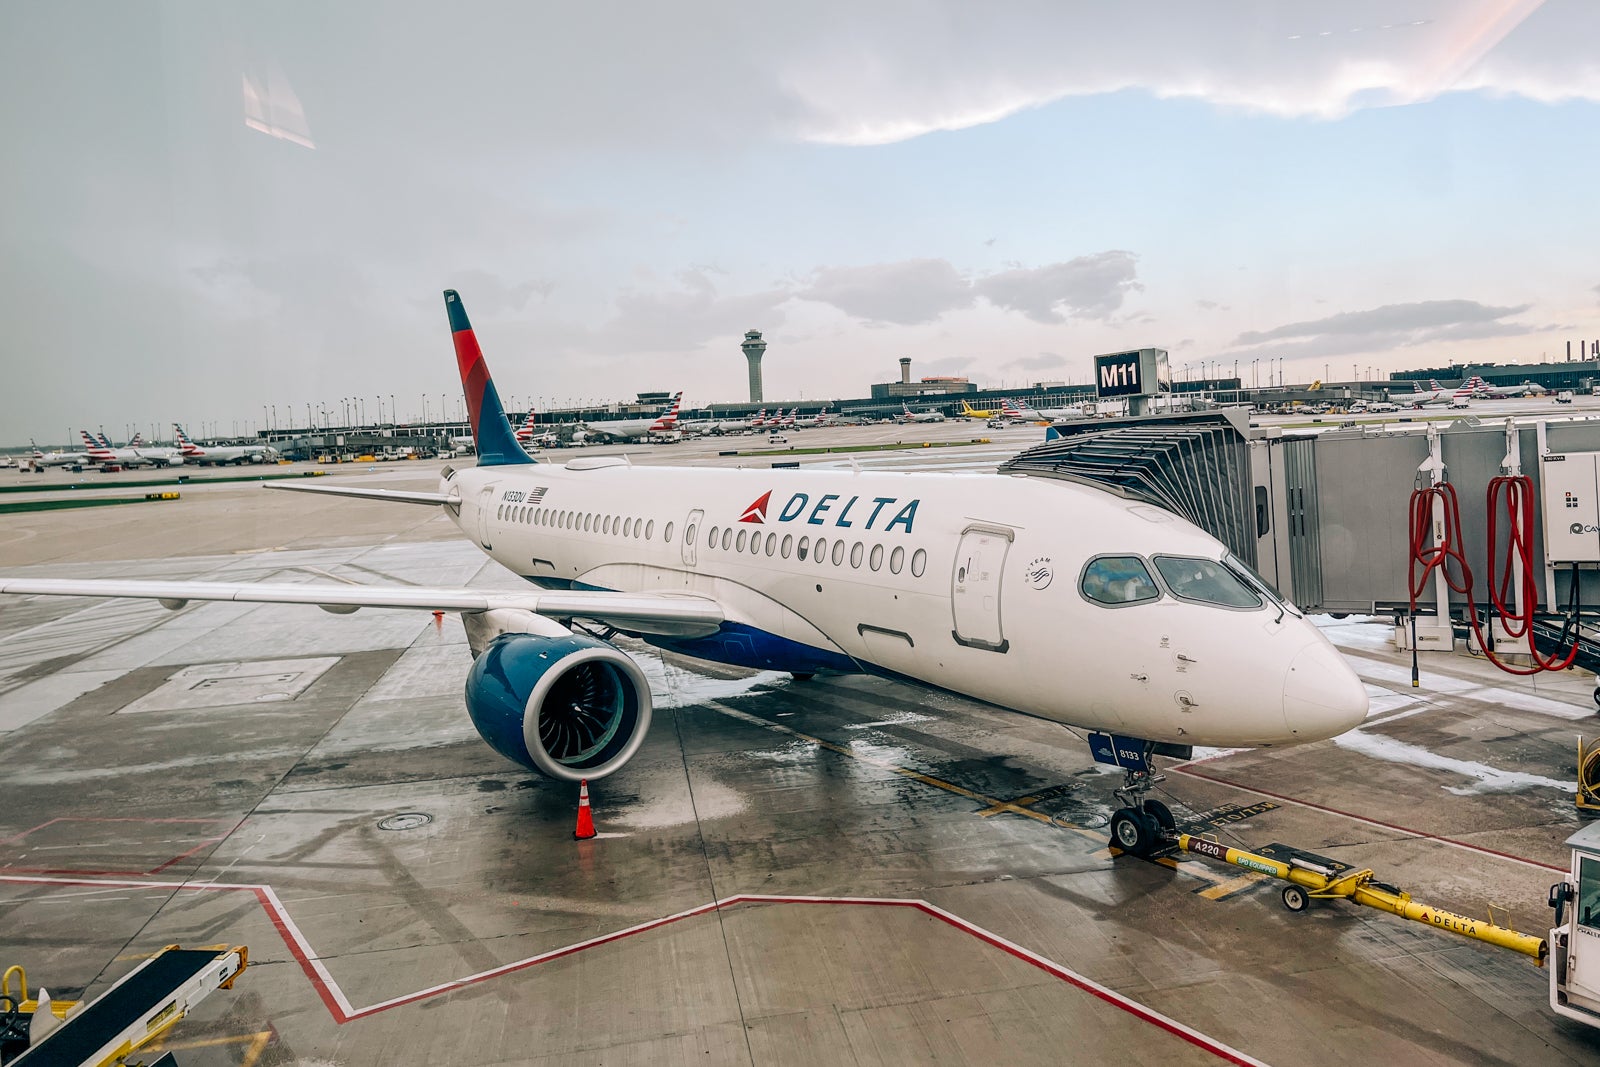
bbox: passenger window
[765,532,777,556]
[850,542,864,568]
[1153,556,1261,608]
[890,546,904,574]
[736,529,748,552]
[781,534,793,559]
[497,505,504,520]
[613,515,621,533]
[831,540,845,566]
[797,536,810,561]
[1080,556,1161,606]
[869,544,883,571]
[602,516,611,534]
[910,548,927,577]
[750,532,761,555]
[685,522,696,546]
[646,519,655,539]
[707,525,719,548]
[584,514,592,532]
[722,528,733,551]
[662,521,671,542]
[814,537,828,564]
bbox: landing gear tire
[1591,685,1600,710]
[1142,799,1175,831]
[1110,807,1158,857]
[1282,885,1310,912]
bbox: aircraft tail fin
[444,290,534,467]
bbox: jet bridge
[1003,409,1600,625]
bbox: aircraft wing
[0,579,725,638]
[266,482,458,506]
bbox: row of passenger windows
[495,502,930,580]
[691,522,927,577]
[497,503,670,543]
[1080,553,1287,612]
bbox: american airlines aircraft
[173,425,275,465]
[2,291,1368,856]
[580,392,683,441]
[79,430,185,469]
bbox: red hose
[1407,477,1579,675]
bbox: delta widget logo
[737,490,920,532]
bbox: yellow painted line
[152,1031,273,1066]
[1197,873,1267,900]
[977,794,1044,818]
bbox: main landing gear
[1108,766,1177,858]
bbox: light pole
[422,394,429,423]
[389,394,395,426]
[359,397,366,426]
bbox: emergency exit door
[951,525,1012,652]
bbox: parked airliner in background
[513,409,558,450]
[959,400,997,419]
[29,440,91,468]
[897,403,947,423]
[173,425,275,465]
[1468,376,1546,399]
[581,392,683,441]
[792,406,833,429]
[79,430,185,469]
[1396,380,1449,407]
[1,291,1368,856]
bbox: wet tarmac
[3,432,1600,1065]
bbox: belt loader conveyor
[2,946,246,1066]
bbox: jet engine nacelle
[465,632,653,782]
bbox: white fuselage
[447,459,1366,749]
[181,444,269,465]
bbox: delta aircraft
[580,392,683,441]
[173,425,276,465]
[1,290,1368,856]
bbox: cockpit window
[1080,556,1161,606]
[1152,556,1262,609]
[1224,554,1302,618]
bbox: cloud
[1220,299,1539,362]
[918,356,976,375]
[798,259,974,326]
[1195,299,1228,311]
[596,268,794,354]
[797,252,1140,326]
[974,252,1142,324]
[1234,300,1530,346]
[1004,352,1068,371]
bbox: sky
[3,1,1600,443]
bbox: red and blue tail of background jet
[445,290,534,467]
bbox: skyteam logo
[740,491,772,524]
[741,491,920,533]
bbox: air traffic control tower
[742,329,767,403]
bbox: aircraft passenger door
[477,485,496,550]
[682,508,704,567]
[951,525,1012,653]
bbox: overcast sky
[4,1,1599,442]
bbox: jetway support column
[1409,424,1455,651]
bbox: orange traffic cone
[573,779,596,840]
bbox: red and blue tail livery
[446,290,533,467]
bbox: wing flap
[0,580,724,637]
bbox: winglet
[445,290,534,466]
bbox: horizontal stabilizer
[266,482,456,506]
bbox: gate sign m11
[1093,348,1170,399]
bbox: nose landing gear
[1109,766,1177,857]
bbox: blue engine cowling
[465,632,653,782]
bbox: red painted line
[1172,765,1564,872]
[0,877,1267,1062]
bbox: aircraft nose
[1283,642,1367,742]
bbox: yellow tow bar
[1176,834,1547,963]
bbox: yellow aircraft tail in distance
[959,400,995,419]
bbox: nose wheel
[1109,765,1177,858]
